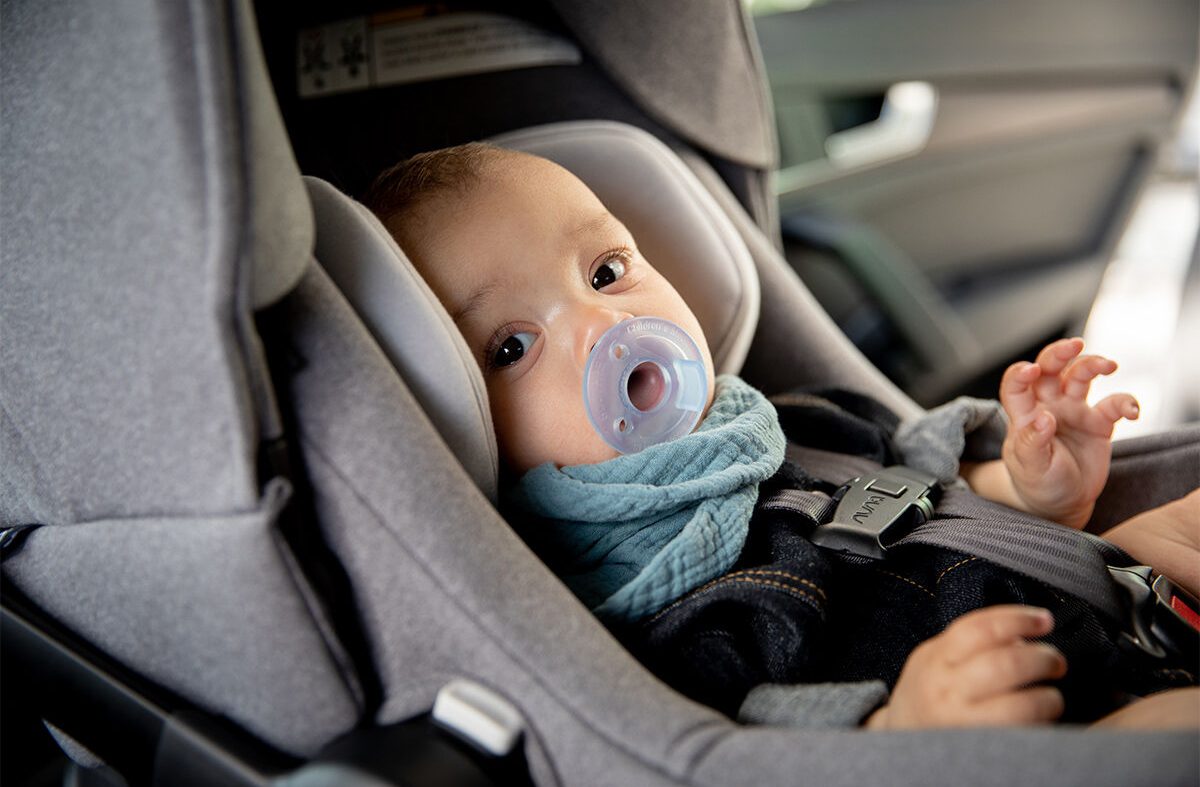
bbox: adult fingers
[967,686,1066,726]
[999,361,1041,426]
[1035,337,1085,377]
[1061,355,1117,399]
[957,641,1067,701]
[932,605,1055,665]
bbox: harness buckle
[1109,565,1200,662]
[814,466,940,560]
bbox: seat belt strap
[894,518,1125,623]
[757,489,836,525]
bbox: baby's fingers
[1035,337,1085,377]
[1061,355,1117,400]
[1007,410,1056,475]
[934,605,1055,665]
[967,686,1066,726]
[1000,361,1041,426]
[1093,393,1140,426]
[958,641,1067,701]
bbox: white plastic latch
[432,679,523,756]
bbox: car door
[752,0,1199,405]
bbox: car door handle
[824,81,938,169]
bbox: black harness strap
[756,477,1130,625]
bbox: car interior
[756,0,1200,406]
[2,1,1198,786]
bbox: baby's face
[394,152,715,475]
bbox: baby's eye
[591,257,627,290]
[492,331,536,369]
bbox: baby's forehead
[409,149,626,277]
[434,156,619,239]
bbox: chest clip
[813,465,940,559]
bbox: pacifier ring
[583,317,708,454]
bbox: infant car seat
[3,0,1198,785]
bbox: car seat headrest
[305,177,500,501]
[306,120,759,497]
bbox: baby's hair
[364,142,509,228]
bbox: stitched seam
[724,569,827,600]
[648,573,825,624]
[723,577,824,611]
[935,557,978,585]
[873,568,937,600]
[649,581,726,624]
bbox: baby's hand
[999,338,1139,529]
[865,606,1066,730]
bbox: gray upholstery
[3,479,360,753]
[2,0,258,522]
[0,0,310,524]
[1089,422,1200,533]
[305,176,498,501]
[1,0,357,755]
[546,0,776,171]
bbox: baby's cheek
[492,386,616,473]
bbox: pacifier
[583,316,708,453]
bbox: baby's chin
[552,439,621,470]
[503,433,620,475]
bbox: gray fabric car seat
[2,0,362,756]
[292,122,1199,785]
[285,129,1199,785]
[3,0,1199,785]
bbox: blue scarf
[506,375,786,622]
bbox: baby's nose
[580,307,634,363]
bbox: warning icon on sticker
[298,18,371,98]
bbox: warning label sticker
[297,11,581,98]
[298,17,370,97]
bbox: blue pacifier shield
[583,317,708,454]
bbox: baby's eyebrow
[450,280,500,324]
[572,211,617,238]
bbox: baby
[366,143,1198,730]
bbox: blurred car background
[748,0,1199,433]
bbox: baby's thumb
[1012,411,1055,474]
